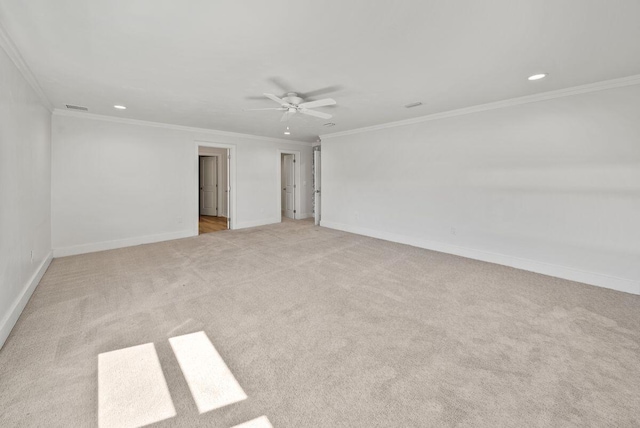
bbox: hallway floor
[199,215,227,234]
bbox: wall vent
[404,102,423,108]
[65,104,88,111]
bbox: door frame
[194,141,237,233]
[276,149,301,220]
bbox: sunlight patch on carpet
[231,415,274,428]
[169,331,247,413]
[98,343,176,428]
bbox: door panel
[314,150,321,225]
[283,154,295,219]
[199,156,217,216]
[226,151,230,229]
[286,192,294,211]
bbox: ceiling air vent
[65,104,88,111]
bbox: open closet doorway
[196,143,234,234]
[313,148,321,226]
[198,155,225,233]
[277,149,301,222]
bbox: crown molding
[53,109,313,146]
[0,21,53,112]
[321,74,640,140]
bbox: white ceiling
[1,0,640,142]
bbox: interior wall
[51,112,313,256]
[0,44,52,348]
[198,147,228,217]
[321,84,640,295]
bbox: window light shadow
[98,343,176,428]
[231,415,274,428]
[169,331,247,414]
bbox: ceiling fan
[246,93,336,122]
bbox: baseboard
[235,218,281,230]
[0,251,53,350]
[53,230,195,257]
[320,221,640,296]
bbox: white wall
[52,112,313,256]
[321,84,640,295]
[0,43,52,348]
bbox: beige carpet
[1,219,639,427]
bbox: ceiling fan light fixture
[284,131,291,135]
[528,73,547,81]
[256,93,335,121]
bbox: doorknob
[200,187,203,190]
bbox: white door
[314,150,321,226]
[199,156,217,216]
[283,154,295,219]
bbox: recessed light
[528,73,547,81]
[114,105,127,109]
[323,122,336,127]
[404,102,423,108]
[284,132,290,135]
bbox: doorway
[199,156,218,216]
[277,150,302,221]
[195,143,235,234]
[281,153,295,219]
[198,155,226,234]
[313,148,321,225]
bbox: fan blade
[264,93,289,106]
[299,85,343,100]
[280,111,295,122]
[244,107,287,111]
[299,108,332,119]
[268,77,294,93]
[298,98,337,109]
